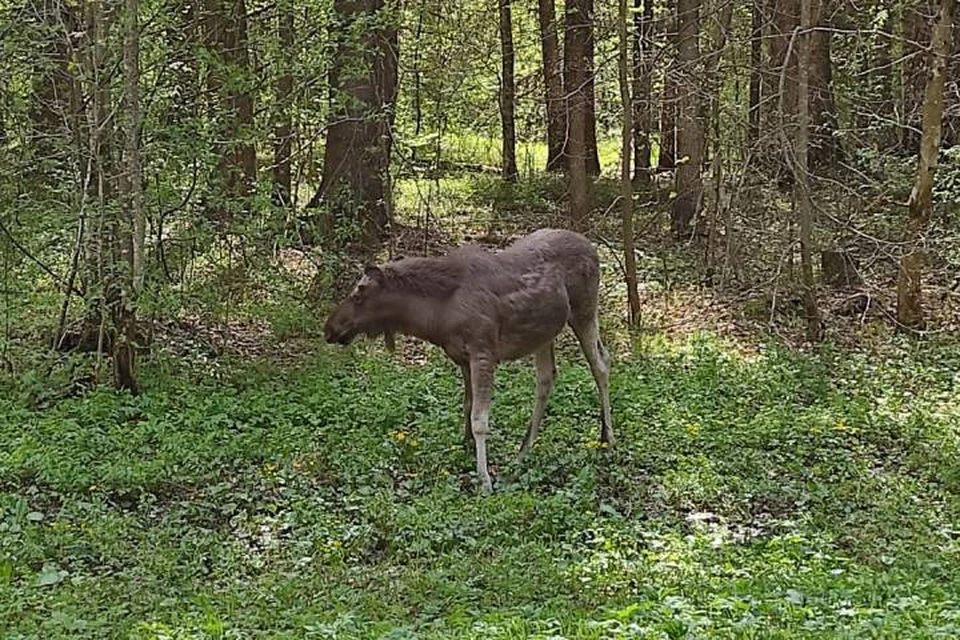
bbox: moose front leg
[469,355,495,494]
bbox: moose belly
[495,276,570,361]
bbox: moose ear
[363,265,384,283]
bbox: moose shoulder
[324,228,613,493]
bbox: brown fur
[325,228,614,493]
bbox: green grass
[2,333,960,638]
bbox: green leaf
[36,564,66,587]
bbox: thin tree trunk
[671,0,703,240]
[795,0,822,341]
[875,4,896,149]
[620,0,641,323]
[896,0,955,328]
[632,0,654,188]
[499,0,518,181]
[659,0,677,170]
[748,0,762,146]
[901,1,930,155]
[273,0,295,207]
[584,0,600,176]
[538,0,566,172]
[113,0,142,391]
[565,0,591,228]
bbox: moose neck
[373,292,446,345]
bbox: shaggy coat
[325,228,613,493]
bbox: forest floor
[3,177,960,638]
[3,306,960,638]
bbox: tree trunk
[808,0,840,168]
[538,0,566,172]
[113,0,143,392]
[901,1,931,155]
[875,3,896,149]
[896,0,955,329]
[671,0,703,240]
[748,0,762,146]
[222,0,256,202]
[632,0,654,188]
[202,0,256,220]
[565,0,591,228]
[659,0,677,170]
[499,0,518,181]
[768,0,799,185]
[795,0,822,342]
[307,0,398,245]
[273,0,295,207]
[584,0,601,176]
[620,0,641,324]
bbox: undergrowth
[2,332,959,638]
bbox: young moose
[324,228,613,493]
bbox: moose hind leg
[461,364,474,452]
[516,342,556,462]
[571,315,614,446]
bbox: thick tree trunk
[308,0,398,245]
[620,0,641,323]
[632,0,654,188]
[768,0,799,186]
[808,0,840,168]
[659,0,678,170]
[499,0,518,181]
[671,0,703,240]
[273,0,295,207]
[202,0,256,220]
[565,0,600,177]
[795,0,822,342]
[896,0,955,329]
[538,0,566,172]
[565,0,591,228]
[29,1,82,163]
[748,0,762,146]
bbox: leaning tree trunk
[499,0,518,181]
[794,0,823,342]
[620,0,641,323]
[538,0,566,172]
[565,0,591,229]
[632,0,654,188]
[307,0,399,245]
[273,0,295,207]
[671,0,703,240]
[896,0,955,329]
